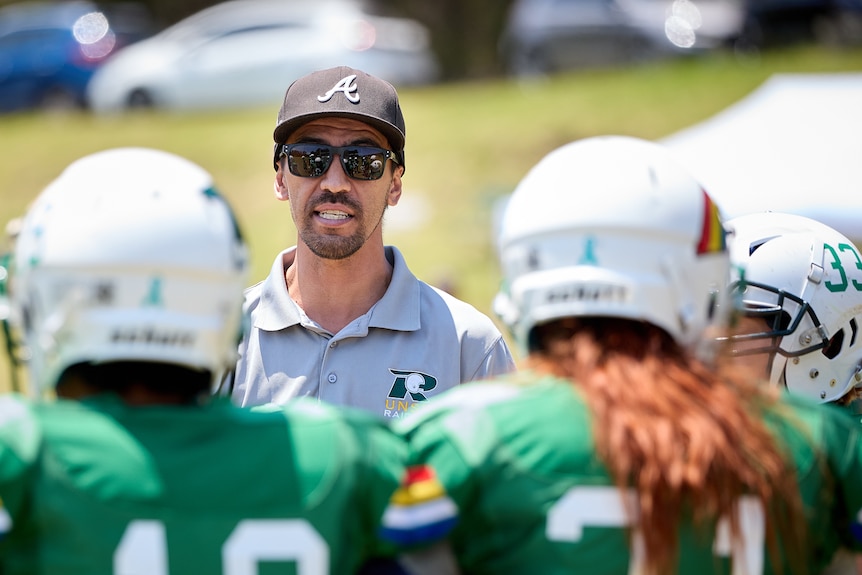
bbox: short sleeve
[381,386,510,549]
[0,395,41,538]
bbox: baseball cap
[273,66,406,171]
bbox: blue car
[0,1,153,113]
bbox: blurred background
[1,0,861,113]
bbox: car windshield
[158,0,363,42]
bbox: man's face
[275,117,402,260]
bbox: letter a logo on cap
[318,74,360,104]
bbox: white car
[87,0,439,112]
[499,0,746,77]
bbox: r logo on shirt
[388,370,437,401]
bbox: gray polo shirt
[230,246,516,419]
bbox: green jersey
[0,393,406,575]
[382,374,862,574]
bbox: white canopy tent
[661,72,862,246]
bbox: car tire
[40,86,82,112]
[127,88,154,109]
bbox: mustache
[310,191,361,212]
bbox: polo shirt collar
[370,246,421,331]
[255,246,421,332]
[256,247,301,331]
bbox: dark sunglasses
[278,143,400,181]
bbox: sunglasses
[278,143,400,181]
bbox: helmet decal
[697,190,726,255]
[203,186,245,245]
[142,277,164,307]
[578,237,599,266]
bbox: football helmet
[10,148,248,397]
[723,211,862,403]
[494,135,730,358]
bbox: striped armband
[379,465,458,547]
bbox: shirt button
[329,341,337,348]
[327,373,337,384]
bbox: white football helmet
[494,135,730,358]
[723,211,862,403]
[10,147,249,397]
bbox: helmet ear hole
[706,290,718,321]
[777,310,792,332]
[822,329,844,360]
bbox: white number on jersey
[113,519,329,575]
[547,486,764,574]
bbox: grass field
[2,44,862,394]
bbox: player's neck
[58,379,197,406]
[120,384,197,406]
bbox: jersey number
[546,486,764,575]
[113,519,329,575]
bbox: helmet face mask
[729,279,829,358]
[723,212,862,403]
[494,135,730,360]
[10,148,249,397]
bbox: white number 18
[113,519,329,575]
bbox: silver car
[87,0,439,112]
[499,0,745,76]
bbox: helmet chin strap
[769,350,785,390]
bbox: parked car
[86,0,439,113]
[739,0,862,47]
[0,0,153,113]
[499,0,745,77]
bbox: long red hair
[527,317,806,574]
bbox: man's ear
[274,166,289,201]
[387,167,403,207]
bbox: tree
[376,0,514,80]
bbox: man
[380,136,862,574]
[721,211,862,410]
[0,147,407,573]
[229,66,514,417]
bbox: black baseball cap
[272,66,406,171]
